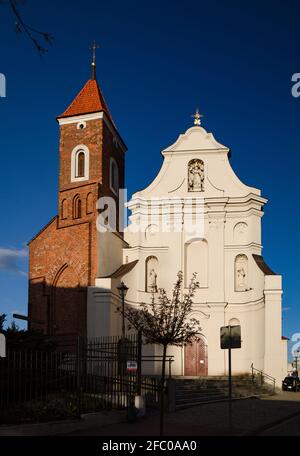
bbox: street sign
[220,325,241,432]
[0,333,6,358]
[126,360,138,372]
[220,325,241,349]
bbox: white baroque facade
[87,123,287,384]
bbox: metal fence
[0,334,161,423]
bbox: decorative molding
[168,178,185,194]
[163,126,228,153]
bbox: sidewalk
[1,392,300,436]
[65,392,300,436]
[0,410,127,436]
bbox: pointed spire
[57,78,114,126]
[57,43,116,126]
[90,40,99,80]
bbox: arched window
[86,192,93,214]
[77,152,85,178]
[71,145,89,182]
[110,158,119,194]
[61,199,67,220]
[73,195,82,219]
[145,256,158,292]
[185,239,208,287]
[235,254,248,291]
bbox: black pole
[76,337,81,417]
[122,290,125,339]
[160,344,167,436]
[228,326,232,432]
[137,331,142,396]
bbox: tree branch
[8,0,53,56]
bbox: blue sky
[0,0,299,357]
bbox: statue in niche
[235,255,248,291]
[188,159,204,192]
[148,268,158,293]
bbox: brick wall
[28,114,125,340]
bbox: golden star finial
[191,108,203,126]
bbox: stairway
[174,375,274,408]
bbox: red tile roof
[57,78,114,125]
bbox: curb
[0,410,127,436]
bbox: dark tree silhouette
[0,314,6,331]
[117,271,201,435]
[2,0,54,56]
[0,315,55,351]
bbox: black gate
[0,334,146,424]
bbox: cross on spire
[191,108,203,126]
[90,40,100,80]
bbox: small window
[77,152,85,178]
[71,145,89,182]
[77,121,86,130]
[110,158,119,194]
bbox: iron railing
[141,355,174,378]
[0,334,162,423]
[250,363,276,393]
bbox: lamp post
[294,349,300,374]
[117,281,129,339]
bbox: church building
[28,60,287,384]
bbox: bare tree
[117,271,201,435]
[2,0,53,56]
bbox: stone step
[175,381,259,390]
[176,390,225,399]
[173,375,272,408]
[176,394,227,405]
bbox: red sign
[127,361,138,372]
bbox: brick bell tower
[28,51,127,342]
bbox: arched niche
[235,254,248,291]
[233,222,248,243]
[86,192,94,214]
[184,239,208,287]
[145,255,158,292]
[188,159,204,192]
[73,194,82,219]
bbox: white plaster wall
[87,124,286,385]
[98,231,125,277]
[264,275,284,383]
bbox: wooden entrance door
[184,336,208,376]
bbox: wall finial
[191,108,203,126]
